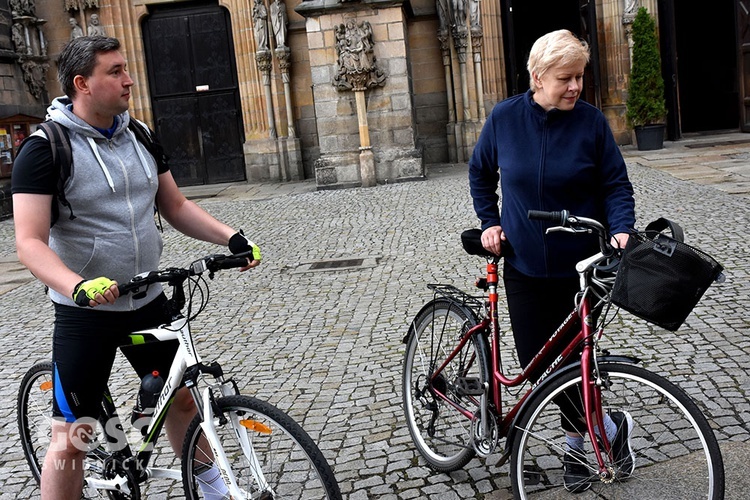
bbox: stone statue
[11,23,26,55]
[451,0,467,29]
[252,0,269,51]
[469,0,481,29]
[270,0,288,49]
[88,13,106,36]
[624,0,638,15]
[436,0,449,32]
[69,18,84,40]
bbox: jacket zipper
[110,140,138,310]
[538,115,549,276]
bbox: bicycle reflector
[40,381,53,391]
[240,419,272,434]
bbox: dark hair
[57,36,121,98]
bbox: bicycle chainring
[470,411,499,457]
[101,456,141,500]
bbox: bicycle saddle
[461,229,509,259]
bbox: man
[12,36,260,499]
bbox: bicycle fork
[581,337,616,482]
[198,387,272,499]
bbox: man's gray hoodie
[41,97,163,311]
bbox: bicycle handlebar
[118,251,253,296]
[527,209,614,256]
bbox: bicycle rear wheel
[402,299,491,472]
[182,394,341,499]
[18,362,54,484]
[17,362,138,499]
[510,361,724,499]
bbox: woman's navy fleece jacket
[469,90,636,279]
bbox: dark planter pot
[634,124,665,151]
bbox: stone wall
[20,0,645,191]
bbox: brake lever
[545,227,590,235]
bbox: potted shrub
[626,7,667,151]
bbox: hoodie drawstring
[86,136,116,192]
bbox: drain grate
[293,256,379,273]
[309,258,365,270]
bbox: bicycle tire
[402,298,491,472]
[181,394,341,499]
[510,361,724,499]
[17,362,139,499]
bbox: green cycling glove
[228,230,262,262]
[73,277,116,307]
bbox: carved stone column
[275,45,304,181]
[438,29,457,163]
[256,49,276,139]
[451,3,471,123]
[622,0,639,65]
[470,25,485,121]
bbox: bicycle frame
[428,254,615,475]
[89,314,269,497]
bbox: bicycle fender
[402,298,480,344]
[505,354,640,447]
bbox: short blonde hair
[527,30,590,92]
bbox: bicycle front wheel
[182,394,341,499]
[510,361,724,499]
[402,299,491,472]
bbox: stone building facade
[1,0,747,194]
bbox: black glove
[228,230,262,262]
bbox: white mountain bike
[17,251,342,499]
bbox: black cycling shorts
[52,294,178,422]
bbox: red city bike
[402,210,724,499]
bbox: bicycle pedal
[456,377,484,396]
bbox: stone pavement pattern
[0,137,748,498]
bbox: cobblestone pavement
[0,136,748,499]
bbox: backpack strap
[127,119,168,171]
[127,119,168,231]
[35,121,75,225]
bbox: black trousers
[503,261,587,434]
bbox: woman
[468,29,636,492]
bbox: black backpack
[21,120,168,226]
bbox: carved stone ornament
[65,0,99,11]
[11,1,50,101]
[88,13,106,37]
[21,58,48,99]
[10,0,36,17]
[332,20,386,92]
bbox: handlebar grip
[214,256,251,270]
[527,209,568,226]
